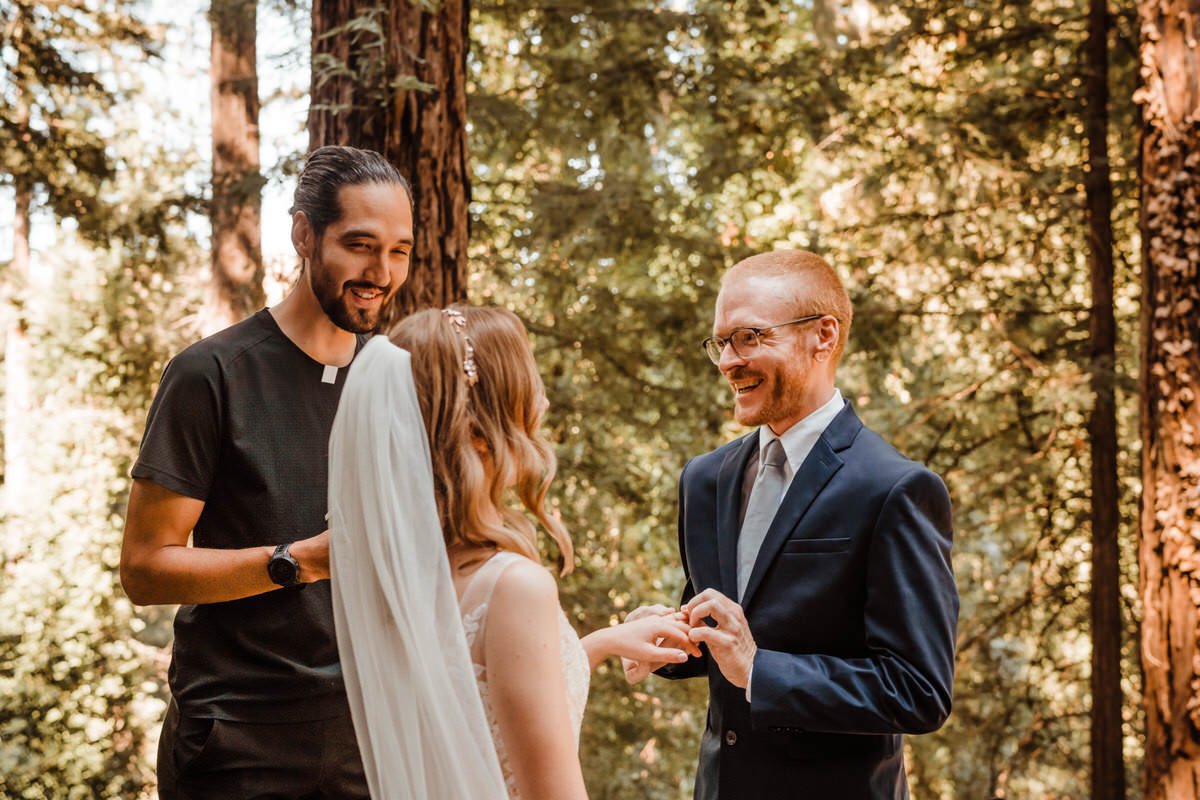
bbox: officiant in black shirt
[121,146,414,799]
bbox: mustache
[726,368,762,383]
[343,280,389,293]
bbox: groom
[629,250,958,799]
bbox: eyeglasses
[701,315,826,365]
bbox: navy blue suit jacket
[660,402,958,799]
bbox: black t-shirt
[132,310,366,722]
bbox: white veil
[328,336,507,799]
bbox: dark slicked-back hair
[289,145,412,237]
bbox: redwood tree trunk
[1085,0,1125,796]
[308,0,469,327]
[1137,1,1200,797]
[205,0,263,335]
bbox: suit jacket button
[724,730,737,746]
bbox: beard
[729,364,807,429]
[309,251,389,334]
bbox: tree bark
[1085,0,1125,798]
[204,0,263,336]
[308,0,470,328]
[1136,1,1200,797]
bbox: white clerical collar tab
[322,365,338,384]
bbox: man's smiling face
[307,181,414,333]
[713,272,821,434]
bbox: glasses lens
[703,338,723,364]
[731,329,760,354]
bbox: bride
[327,305,697,798]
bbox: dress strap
[459,552,524,618]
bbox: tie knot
[762,438,786,470]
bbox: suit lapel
[715,433,758,598]
[739,403,861,609]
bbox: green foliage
[2,0,1146,797]
[0,0,157,234]
[0,11,203,791]
[468,2,847,795]
[0,162,200,800]
[0,394,154,799]
[470,0,1143,797]
[804,2,1144,795]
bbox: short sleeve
[130,347,224,501]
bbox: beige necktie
[737,438,787,601]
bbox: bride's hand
[608,605,700,684]
[581,607,699,674]
[615,613,701,662]
[624,604,675,624]
[622,655,657,685]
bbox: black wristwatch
[267,543,300,587]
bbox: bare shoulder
[482,555,564,669]
[489,555,560,615]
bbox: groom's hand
[684,589,756,689]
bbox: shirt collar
[757,388,844,475]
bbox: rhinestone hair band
[441,308,479,387]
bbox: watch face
[269,553,298,585]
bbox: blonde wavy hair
[388,305,573,574]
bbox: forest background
[3,0,1194,798]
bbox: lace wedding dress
[459,551,591,798]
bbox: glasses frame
[701,314,827,365]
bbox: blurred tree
[0,5,197,797]
[0,78,203,800]
[1135,0,1200,797]
[0,0,1160,797]
[204,0,265,335]
[801,0,1145,794]
[0,1,154,518]
[308,0,469,323]
[0,0,146,521]
[1084,0,1125,796]
[5,74,32,525]
[468,2,840,794]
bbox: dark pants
[156,699,370,799]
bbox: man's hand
[684,588,757,689]
[620,604,684,684]
[289,530,331,583]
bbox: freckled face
[306,182,414,333]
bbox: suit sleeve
[656,457,710,681]
[748,467,958,734]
